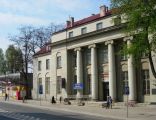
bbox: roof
[53,10,112,34]
[33,43,51,57]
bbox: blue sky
[0,0,110,51]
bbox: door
[103,82,109,101]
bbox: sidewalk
[1,97,156,120]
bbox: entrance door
[103,82,109,101]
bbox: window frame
[45,77,50,94]
[38,61,42,71]
[46,59,50,70]
[57,56,61,69]
[81,27,87,34]
[69,31,73,38]
[96,22,103,30]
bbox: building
[33,5,156,103]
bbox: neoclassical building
[33,5,156,103]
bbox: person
[5,93,8,101]
[109,96,112,109]
[106,96,109,109]
[51,96,56,104]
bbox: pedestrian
[5,93,8,101]
[106,96,109,109]
[59,96,62,103]
[51,96,56,104]
[109,96,112,109]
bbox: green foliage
[5,45,23,73]
[111,0,156,77]
[0,48,6,74]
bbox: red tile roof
[34,43,51,57]
[54,10,112,34]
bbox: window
[57,56,61,68]
[69,31,73,38]
[38,61,41,71]
[99,48,108,64]
[121,52,128,61]
[141,52,148,58]
[46,59,50,70]
[142,70,150,95]
[81,27,87,34]
[73,53,77,67]
[57,76,62,94]
[87,74,91,94]
[114,16,121,25]
[45,77,50,94]
[122,71,128,94]
[96,22,103,30]
[103,49,108,63]
[86,50,91,65]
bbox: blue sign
[125,86,129,95]
[73,83,83,90]
[39,85,43,94]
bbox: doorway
[103,82,109,101]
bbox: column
[124,36,136,101]
[105,40,116,100]
[89,44,98,100]
[75,48,83,98]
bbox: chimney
[70,17,74,27]
[100,5,107,17]
[66,17,74,28]
[66,20,71,28]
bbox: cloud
[0,12,51,26]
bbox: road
[0,102,121,120]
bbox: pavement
[1,97,156,120]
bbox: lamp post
[45,72,49,100]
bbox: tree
[111,0,156,78]
[9,23,64,97]
[0,48,6,75]
[5,45,23,73]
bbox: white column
[106,40,116,100]
[75,48,83,98]
[89,44,98,100]
[126,37,136,101]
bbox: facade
[33,5,156,103]
[32,43,52,100]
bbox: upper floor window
[81,27,87,34]
[121,53,128,61]
[73,53,77,67]
[69,31,73,38]
[38,61,41,71]
[114,16,121,25]
[141,52,148,58]
[86,49,91,65]
[99,48,108,64]
[46,59,50,70]
[96,22,103,30]
[57,56,61,68]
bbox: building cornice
[51,24,126,47]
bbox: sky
[0,0,110,52]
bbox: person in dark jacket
[51,96,56,104]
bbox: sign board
[39,85,43,94]
[125,86,129,95]
[73,83,83,90]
